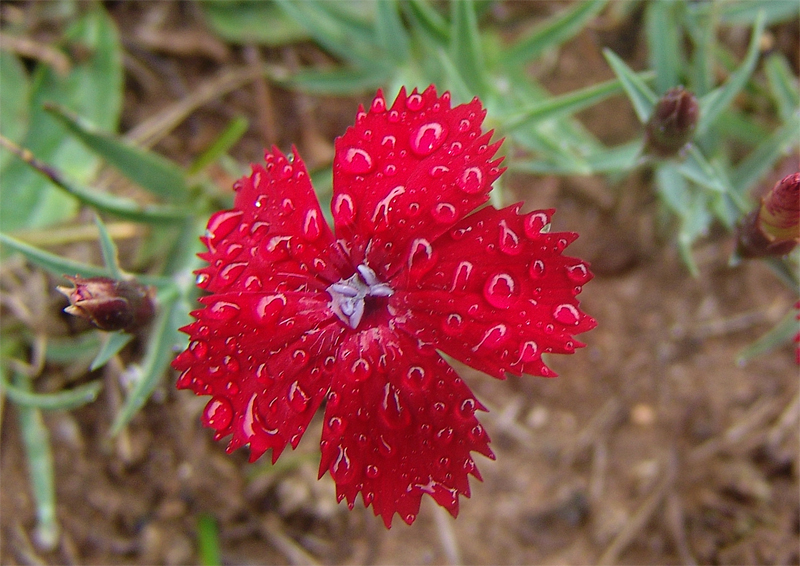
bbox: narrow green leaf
[504,72,655,132]
[764,53,800,122]
[714,0,799,26]
[732,118,800,196]
[189,116,249,174]
[696,10,766,135]
[2,375,103,411]
[109,288,181,436]
[646,0,682,94]
[676,145,727,193]
[737,307,799,364]
[504,0,607,67]
[376,0,410,62]
[0,52,30,171]
[90,332,134,371]
[0,7,123,231]
[12,372,59,549]
[284,66,388,95]
[404,0,449,44]
[197,514,222,566]
[198,0,309,45]
[94,214,123,279]
[450,0,487,97]
[44,333,102,363]
[602,49,658,123]
[45,104,189,201]
[434,48,473,105]
[0,232,111,279]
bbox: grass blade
[764,53,800,122]
[603,49,658,123]
[450,0,487,97]
[646,0,682,94]
[90,332,134,371]
[188,116,249,175]
[2,375,103,411]
[197,514,223,566]
[94,214,124,279]
[376,0,410,62]
[0,232,111,279]
[737,307,799,364]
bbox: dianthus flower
[172,86,596,527]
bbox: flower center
[327,264,393,329]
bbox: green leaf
[44,333,102,364]
[646,0,682,94]
[284,66,388,95]
[675,145,727,193]
[197,514,223,566]
[603,49,658,123]
[713,0,799,26]
[504,72,655,132]
[90,332,134,371]
[0,232,111,278]
[198,0,309,45]
[109,288,181,436]
[0,6,123,231]
[2,375,103,411]
[404,0,449,44]
[94,214,123,279]
[764,53,800,122]
[0,52,30,171]
[11,371,59,549]
[737,306,799,364]
[45,104,189,201]
[450,0,487,97]
[376,0,410,62]
[696,10,766,135]
[189,115,249,174]
[504,0,607,67]
[732,118,800,196]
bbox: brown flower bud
[735,172,800,258]
[644,86,699,158]
[57,276,155,332]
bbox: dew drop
[406,93,424,110]
[405,366,428,389]
[371,95,386,112]
[529,259,545,278]
[498,221,522,255]
[255,294,286,325]
[430,165,450,178]
[458,398,476,419]
[256,363,271,384]
[327,390,340,408]
[366,464,380,478]
[450,260,474,291]
[263,235,291,260]
[458,119,470,132]
[520,341,538,362]
[202,397,233,431]
[219,262,247,286]
[388,110,400,122]
[281,198,295,214]
[207,300,241,320]
[436,427,454,445]
[380,384,411,429]
[384,164,397,176]
[566,263,591,284]
[351,358,372,381]
[447,141,463,156]
[340,147,375,174]
[189,340,208,359]
[292,349,309,367]
[302,209,322,242]
[195,273,210,289]
[457,166,485,194]
[381,135,396,149]
[330,446,356,483]
[244,275,262,292]
[442,313,464,336]
[553,303,580,325]
[410,122,447,156]
[483,272,518,309]
[206,210,244,250]
[523,211,550,238]
[474,323,509,351]
[432,202,457,223]
[225,380,239,395]
[333,193,356,225]
[223,355,240,373]
[407,238,437,281]
[378,435,394,457]
[327,416,345,435]
[287,381,310,412]
[280,164,293,179]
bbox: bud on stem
[644,86,699,158]
[57,276,155,332]
[735,172,800,258]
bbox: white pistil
[327,264,393,329]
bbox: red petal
[391,204,596,378]
[332,86,504,281]
[173,291,345,462]
[318,327,493,528]
[197,147,349,295]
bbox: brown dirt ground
[2,2,798,565]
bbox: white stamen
[327,263,394,329]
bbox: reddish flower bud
[644,86,699,157]
[735,172,800,258]
[57,275,155,332]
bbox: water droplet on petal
[520,341,538,362]
[207,300,241,320]
[256,363,271,384]
[333,193,356,225]
[219,262,247,287]
[430,165,450,178]
[447,141,463,156]
[381,135,396,149]
[457,167,485,194]
[287,381,310,412]
[388,110,400,122]
[450,260,474,291]
[378,435,394,457]
[442,313,464,336]
[292,349,309,367]
[366,464,380,478]
[203,397,233,431]
[190,340,208,359]
[405,366,428,389]
[436,427,454,445]
[328,416,345,435]
[330,446,356,483]
[498,221,522,255]
[340,147,374,174]
[255,294,286,325]
[406,93,424,111]
[371,95,386,112]
[223,355,240,373]
[263,235,291,260]
[432,202,457,223]
[566,263,591,284]
[553,303,580,325]
[384,164,397,176]
[380,384,411,429]
[474,323,509,351]
[196,273,210,289]
[458,399,476,419]
[524,211,550,238]
[351,358,372,381]
[407,238,437,281]
[529,259,545,278]
[483,272,518,309]
[410,122,448,156]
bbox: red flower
[172,86,596,527]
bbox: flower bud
[735,172,800,258]
[57,275,155,332]
[644,86,699,158]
